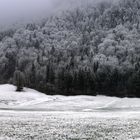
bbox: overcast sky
[0,0,116,26]
[0,0,85,23]
[0,0,53,24]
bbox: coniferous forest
[0,0,140,97]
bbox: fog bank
[0,0,117,27]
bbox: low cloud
[0,0,118,26]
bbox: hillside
[0,0,140,97]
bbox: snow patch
[0,84,140,112]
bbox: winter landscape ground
[0,84,140,140]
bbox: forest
[0,0,140,97]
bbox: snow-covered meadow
[1,111,140,140]
[1,84,140,139]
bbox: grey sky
[0,0,117,26]
[0,0,52,24]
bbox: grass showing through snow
[0,111,140,140]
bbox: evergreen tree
[13,69,25,92]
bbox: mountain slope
[0,0,140,97]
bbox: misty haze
[0,0,91,25]
[0,0,140,140]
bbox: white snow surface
[0,84,140,112]
[0,84,52,107]
[1,84,140,140]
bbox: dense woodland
[0,0,140,97]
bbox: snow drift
[0,84,140,111]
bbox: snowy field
[1,111,140,140]
[1,85,140,139]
